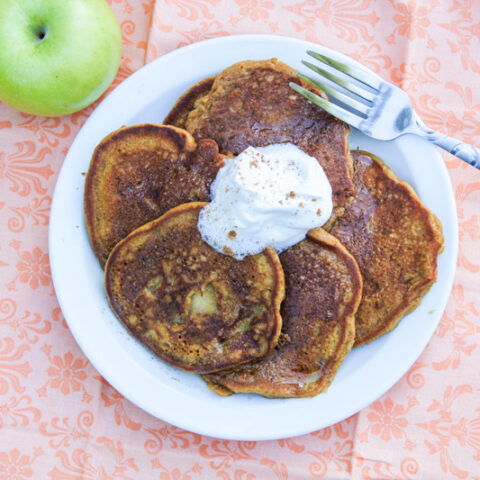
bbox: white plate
[49,35,458,441]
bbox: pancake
[329,151,444,346]
[105,202,285,374]
[164,59,354,224]
[84,124,223,267]
[203,228,362,398]
[164,77,215,129]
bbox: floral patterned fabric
[1,1,479,478]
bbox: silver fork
[289,50,480,170]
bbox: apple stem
[37,27,47,42]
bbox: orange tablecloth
[1,1,479,478]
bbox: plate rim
[49,33,458,441]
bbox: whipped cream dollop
[198,143,333,259]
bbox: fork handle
[414,120,480,170]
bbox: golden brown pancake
[203,228,362,397]
[84,124,223,267]
[164,59,354,223]
[105,202,285,374]
[164,77,215,129]
[329,151,444,346]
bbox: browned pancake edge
[164,77,216,129]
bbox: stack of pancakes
[84,59,443,398]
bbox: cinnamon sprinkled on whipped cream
[198,143,333,259]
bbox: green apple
[0,0,122,117]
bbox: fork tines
[289,50,381,127]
